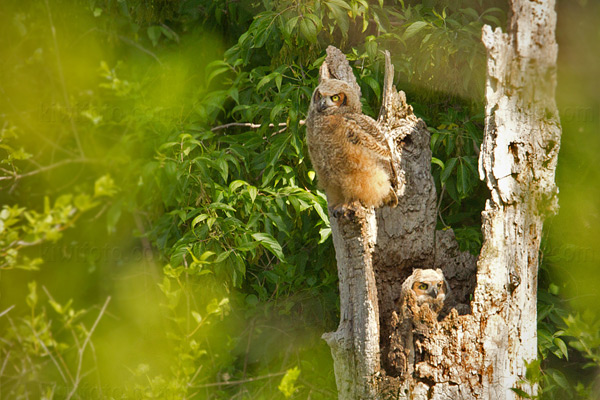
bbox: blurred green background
[0,0,598,399]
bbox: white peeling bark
[321,1,560,397]
[475,0,561,397]
[323,209,380,399]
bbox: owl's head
[310,79,361,115]
[407,268,448,305]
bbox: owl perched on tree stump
[305,76,397,218]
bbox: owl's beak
[430,287,439,298]
[317,98,327,113]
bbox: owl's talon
[330,206,348,219]
[386,188,398,208]
[330,202,361,219]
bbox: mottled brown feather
[306,78,397,210]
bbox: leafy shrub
[1,0,597,399]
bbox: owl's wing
[346,114,388,143]
[342,114,391,159]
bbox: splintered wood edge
[322,46,362,98]
[380,50,394,118]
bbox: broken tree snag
[321,1,561,392]
[476,0,561,398]
[319,45,478,399]
[320,46,381,400]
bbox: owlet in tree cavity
[402,268,448,314]
[306,78,397,218]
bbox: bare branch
[211,120,305,132]
[66,296,111,400]
[0,305,15,319]
[30,324,71,385]
[0,158,100,182]
[192,371,286,388]
[118,35,162,65]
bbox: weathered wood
[475,0,561,396]
[321,1,560,396]
[320,46,381,400]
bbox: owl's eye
[418,283,428,290]
[331,94,340,102]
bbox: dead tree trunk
[321,0,561,399]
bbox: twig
[66,296,111,400]
[436,183,448,228]
[187,364,203,390]
[242,319,255,379]
[89,340,104,399]
[30,323,71,385]
[211,120,305,132]
[0,350,10,377]
[193,371,286,388]
[0,305,15,319]
[299,378,337,396]
[118,35,162,65]
[0,158,102,193]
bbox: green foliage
[1,281,109,399]
[1,0,597,399]
[429,108,486,253]
[0,174,114,271]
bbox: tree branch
[211,120,305,132]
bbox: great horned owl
[401,268,448,313]
[305,78,397,218]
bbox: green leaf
[319,227,331,243]
[26,281,38,309]
[245,294,259,306]
[209,202,236,212]
[441,157,457,182]
[257,74,273,91]
[192,214,208,227]
[74,193,99,212]
[299,17,318,43]
[456,161,469,196]
[94,174,118,197]
[251,232,285,261]
[509,388,531,399]
[313,203,329,225]
[147,26,161,46]
[198,251,215,262]
[191,311,202,324]
[229,180,248,192]
[553,337,569,360]
[207,67,230,84]
[278,366,301,398]
[431,157,444,169]
[106,200,122,234]
[247,185,258,204]
[403,21,428,40]
[214,250,231,263]
[549,369,570,390]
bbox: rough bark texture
[475,0,561,396]
[321,0,561,398]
